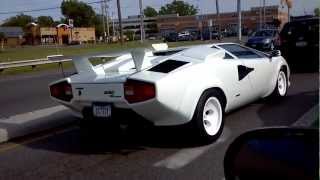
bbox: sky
[0,0,318,23]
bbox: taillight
[124,80,156,103]
[50,81,73,102]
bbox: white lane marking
[0,106,69,124]
[292,104,319,127]
[154,127,231,170]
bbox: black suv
[279,17,319,72]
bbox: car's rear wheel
[271,70,288,98]
[191,90,225,143]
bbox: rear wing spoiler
[72,43,168,75]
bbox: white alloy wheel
[277,71,287,96]
[202,97,223,136]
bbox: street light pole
[116,0,123,45]
[139,0,144,43]
[237,0,242,42]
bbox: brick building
[25,23,96,45]
[157,5,288,35]
[0,27,24,47]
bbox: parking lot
[0,65,318,179]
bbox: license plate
[93,104,111,118]
[296,41,307,47]
[251,44,256,47]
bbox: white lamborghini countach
[49,43,290,142]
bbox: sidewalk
[0,106,78,143]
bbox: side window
[224,53,234,59]
[218,44,265,59]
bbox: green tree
[315,8,320,16]
[37,16,54,27]
[159,1,198,16]
[61,0,96,27]
[0,32,5,52]
[1,14,34,27]
[144,6,158,17]
[92,14,104,37]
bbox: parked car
[211,31,222,40]
[202,30,223,40]
[164,32,178,42]
[177,31,195,41]
[279,17,319,72]
[49,43,290,143]
[246,29,278,51]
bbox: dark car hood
[248,36,271,43]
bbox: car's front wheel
[271,69,288,98]
[191,90,225,143]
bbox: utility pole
[237,0,242,42]
[259,0,262,29]
[116,0,124,45]
[112,12,115,37]
[139,0,144,43]
[263,0,266,28]
[101,0,106,43]
[215,0,221,40]
[104,0,110,42]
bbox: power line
[0,1,103,15]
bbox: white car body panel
[49,43,290,126]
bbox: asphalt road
[0,70,318,180]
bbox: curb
[0,106,78,143]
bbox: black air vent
[148,60,189,73]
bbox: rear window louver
[148,60,189,73]
[153,49,184,56]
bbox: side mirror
[270,50,281,57]
[224,128,318,180]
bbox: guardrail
[0,55,72,72]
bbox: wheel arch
[263,62,290,98]
[201,87,227,110]
[178,83,228,123]
[280,65,289,82]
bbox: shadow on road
[257,90,318,126]
[23,119,208,156]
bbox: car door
[218,44,273,101]
[237,46,274,97]
[217,51,255,111]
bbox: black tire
[271,69,288,98]
[190,90,225,144]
